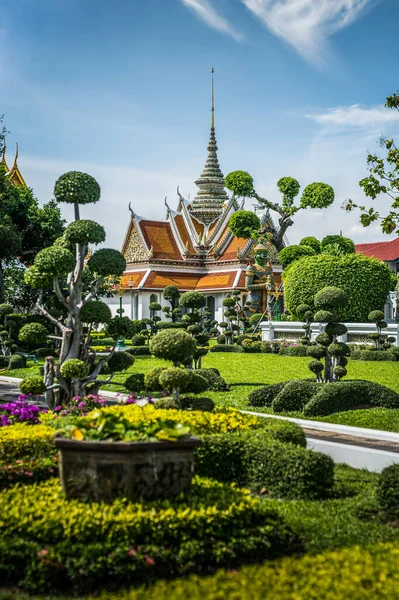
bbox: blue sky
[1,0,399,248]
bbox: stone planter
[54,436,201,503]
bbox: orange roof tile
[191,216,205,238]
[218,234,247,261]
[174,215,196,254]
[144,271,200,290]
[120,272,146,289]
[196,272,237,290]
[139,220,182,260]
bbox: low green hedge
[272,380,321,413]
[0,424,54,460]
[195,429,333,499]
[377,464,399,520]
[194,368,229,391]
[129,346,151,356]
[83,543,399,600]
[0,478,303,593]
[279,345,308,357]
[351,350,397,361]
[209,344,242,353]
[156,322,185,330]
[304,380,399,417]
[247,382,288,407]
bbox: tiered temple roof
[1,142,27,187]
[121,71,283,293]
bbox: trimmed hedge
[194,369,229,391]
[0,478,303,592]
[130,346,151,356]
[279,345,308,357]
[195,430,334,500]
[86,543,399,600]
[304,380,399,417]
[351,350,397,361]
[209,344,243,353]
[0,424,54,460]
[247,382,288,407]
[272,380,321,413]
[377,464,399,519]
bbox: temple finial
[14,142,18,166]
[211,67,215,129]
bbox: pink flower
[145,556,155,566]
[37,549,48,558]
[128,548,136,557]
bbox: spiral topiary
[60,359,88,379]
[150,329,196,365]
[19,376,46,396]
[19,323,48,345]
[34,246,76,277]
[87,248,126,277]
[64,220,106,245]
[54,171,101,205]
[229,210,260,239]
[24,265,53,289]
[225,170,254,197]
[80,301,112,324]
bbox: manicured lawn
[5,353,399,432]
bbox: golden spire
[13,142,18,166]
[8,143,27,187]
[211,67,215,129]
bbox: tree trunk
[0,262,4,304]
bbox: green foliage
[179,291,206,309]
[80,300,112,324]
[64,219,105,244]
[0,454,57,489]
[18,322,48,344]
[249,313,265,327]
[279,245,316,268]
[313,309,336,323]
[229,210,260,239]
[314,286,348,312]
[306,346,326,360]
[209,344,243,353]
[195,368,229,392]
[130,345,151,356]
[34,245,76,276]
[351,350,397,361]
[225,170,254,197]
[196,429,333,499]
[377,464,399,519]
[82,543,399,600]
[186,371,209,394]
[247,382,287,407]
[19,376,46,396]
[300,182,334,209]
[87,248,126,277]
[0,355,9,368]
[156,321,185,330]
[159,367,191,394]
[106,316,135,340]
[131,334,147,346]
[321,235,355,254]
[60,359,88,379]
[108,351,135,372]
[277,177,300,202]
[299,236,321,253]
[124,373,145,393]
[180,396,215,412]
[0,477,299,592]
[304,380,399,417]
[284,253,392,322]
[145,367,167,391]
[278,345,308,357]
[150,329,196,365]
[54,171,101,205]
[8,354,26,370]
[149,302,162,312]
[272,380,321,412]
[0,303,13,319]
[23,265,52,289]
[368,310,385,323]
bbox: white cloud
[241,0,379,65]
[307,104,399,131]
[180,0,243,41]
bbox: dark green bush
[124,373,145,393]
[195,369,229,391]
[195,430,334,500]
[130,334,147,346]
[209,344,242,353]
[304,380,399,417]
[279,345,308,357]
[247,382,287,407]
[185,371,209,394]
[19,376,46,396]
[0,355,9,368]
[156,321,185,330]
[180,396,215,412]
[8,354,26,370]
[108,351,135,372]
[130,345,151,356]
[376,464,399,519]
[0,478,301,593]
[154,397,181,410]
[356,350,396,361]
[272,380,321,413]
[145,367,167,391]
[216,334,226,344]
[35,347,58,358]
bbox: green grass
[5,353,399,432]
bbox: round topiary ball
[24,265,53,289]
[368,310,385,323]
[314,286,348,312]
[0,304,13,318]
[296,303,311,316]
[315,333,332,346]
[64,220,106,245]
[307,346,326,360]
[108,351,134,372]
[80,301,112,325]
[299,236,321,253]
[333,365,347,379]
[229,210,260,239]
[279,245,316,269]
[87,248,126,277]
[376,464,399,519]
[149,329,196,365]
[328,342,350,357]
[277,176,300,199]
[34,246,76,277]
[179,291,207,309]
[300,182,334,209]
[225,171,254,198]
[159,367,191,393]
[145,367,167,391]
[187,324,202,335]
[314,310,337,323]
[149,302,162,312]
[308,360,324,374]
[155,397,181,410]
[19,376,46,396]
[54,171,101,205]
[60,359,88,379]
[180,396,215,412]
[19,322,48,345]
[186,371,209,394]
[324,322,348,337]
[124,373,145,393]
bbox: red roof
[355,238,399,261]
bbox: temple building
[0,142,27,187]
[109,72,284,322]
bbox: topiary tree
[163,285,180,321]
[304,287,350,383]
[22,171,126,407]
[19,322,48,348]
[226,172,334,251]
[229,210,261,240]
[368,310,388,350]
[320,235,355,255]
[149,329,196,367]
[296,304,314,345]
[299,237,321,253]
[283,253,393,322]
[279,245,316,269]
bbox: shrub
[150,329,196,365]
[279,345,308,357]
[87,248,126,277]
[229,209,260,238]
[35,347,58,358]
[64,219,105,244]
[19,376,46,396]
[356,350,396,361]
[145,367,167,391]
[195,369,229,392]
[7,354,26,370]
[0,477,301,593]
[321,235,355,254]
[304,380,399,417]
[209,344,242,353]
[124,373,145,393]
[0,455,58,488]
[376,464,399,519]
[154,321,185,330]
[92,543,399,600]
[272,381,320,413]
[0,423,54,459]
[130,345,151,356]
[54,171,101,205]
[185,371,209,394]
[108,351,135,372]
[79,300,111,324]
[279,245,316,268]
[130,334,147,346]
[216,334,226,344]
[60,358,88,379]
[195,430,334,500]
[19,322,48,345]
[154,397,181,410]
[0,355,9,368]
[283,253,393,322]
[180,396,215,412]
[247,382,287,407]
[299,236,321,253]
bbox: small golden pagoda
[1,141,27,187]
